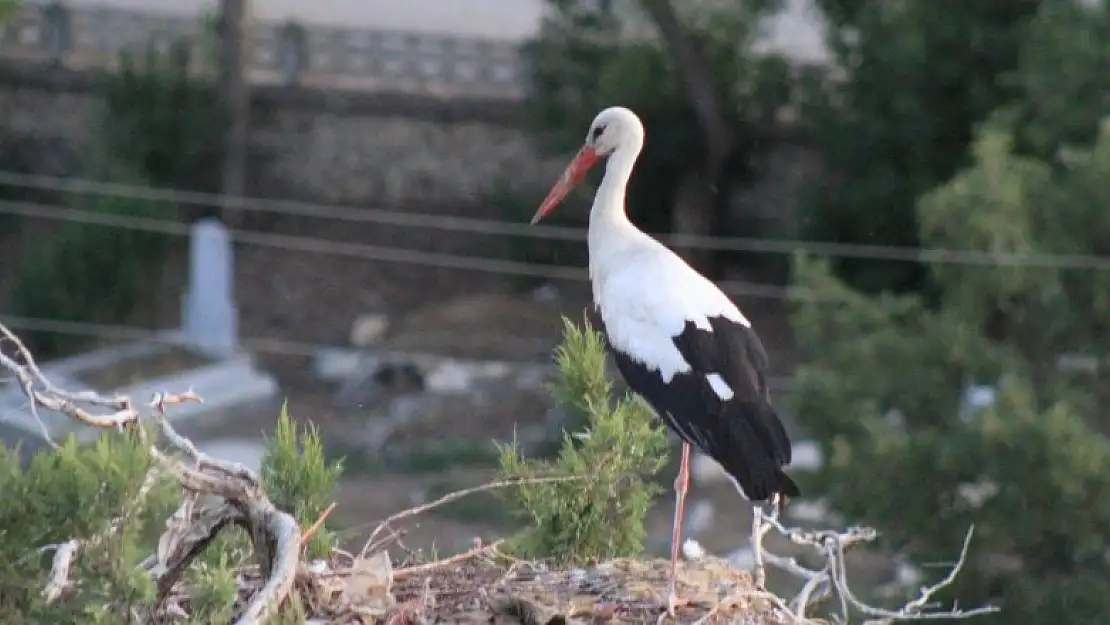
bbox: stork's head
[530,106,645,225]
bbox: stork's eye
[591,125,605,141]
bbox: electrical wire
[1,171,1108,269]
[0,198,810,300]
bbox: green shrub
[6,185,174,358]
[0,404,342,623]
[261,404,343,560]
[497,317,669,564]
[788,115,1110,624]
[0,428,176,624]
[100,38,225,195]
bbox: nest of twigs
[170,545,794,625]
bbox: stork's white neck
[588,139,645,285]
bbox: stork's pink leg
[666,442,692,615]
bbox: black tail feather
[731,464,801,504]
[717,400,800,505]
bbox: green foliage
[524,0,791,234]
[0,427,177,624]
[0,0,17,22]
[185,553,239,624]
[0,402,343,623]
[0,134,44,238]
[788,113,1110,623]
[497,317,669,564]
[1005,1,1110,161]
[6,177,174,358]
[262,404,343,560]
[802,0,1047,293]
[100,37,226,194]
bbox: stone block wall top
[0,3,527,97]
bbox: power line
[0,315,799,393]
[0,199,807,300]
[1,170,1108,269]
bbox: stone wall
[249,88,566,208]
[0,63,821,232]
[0,64,568,216]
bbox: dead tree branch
[0,321,300,625]
[746,506,1000,623]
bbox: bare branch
[42,540,79,603]
[0,321,300,625]
[300,501,337,548]
[751,509,1000,623]
[0,324,140,432]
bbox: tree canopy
[789,1,1110,621]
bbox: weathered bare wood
[0,323,300,624]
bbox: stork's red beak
[529,146,600,225]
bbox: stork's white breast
[595,248,750,386]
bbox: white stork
[529,106,798,614]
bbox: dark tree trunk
[217,0,251,226]
[639,0,734,278]
[670,159,731,276]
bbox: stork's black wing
[670,316,792,466]
[586,304,797,502]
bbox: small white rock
[312,348,363,381]
[424,361,471,392]
[531,283,560,303]
[349,314,389,347]
[682,538,706,560]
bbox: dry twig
[301,502,338,548]
[358,474,588,559]
[393,538,505,579]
